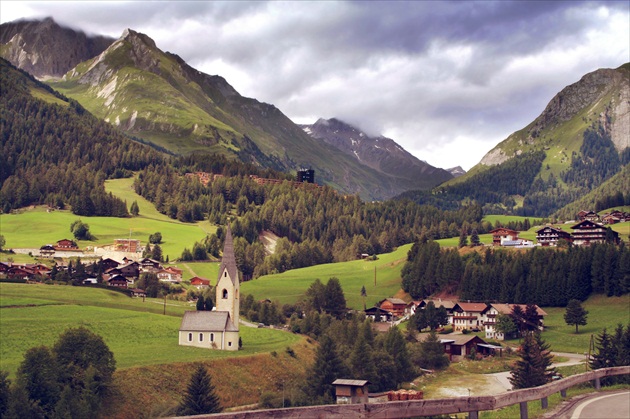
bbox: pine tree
[564,299,588,333]
[458,229,468,248]
[305,334,349,404]
[178,364,222,415]
[130,200,139,216]
[418,330,450,370]
[509,332,555,389]
[470,229,481,247]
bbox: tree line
[402,240,629,306]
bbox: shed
[332,379,370,404]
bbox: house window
[199,333,203,342]
[223,289,228,299]
[210,333,214,342]
[228,341,232,347]
[188,333,192,342]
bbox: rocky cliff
[0,17,114,79]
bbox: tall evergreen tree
[564,299,588,333]
[178,363,222,415]
[305,335,349,404]
[417,330,450,370]
[509,332,555,389]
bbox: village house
[483,303,547,340]
[179,224,239,351]
[118,261,140,278]
[489,228,519,246]
[364,306,394,323]
[115,238,141,253]
[416,299,457,324]
[157,267,183,283]
[129,288,147,298]
[577,210,600,222]
[100,258,121,271]
[39,244,55,257]
[440,334,489,361]
[54,238,79,251]
[106,274,130,288]
[190,276,211,289]
[452,302,487,331]
[139,257,162,272]
[536,225,572,246]
[570,219,618,246]
[378,298,407,318]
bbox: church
[178,224,240,351]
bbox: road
[543,390,630,419]
[489,351,586,392]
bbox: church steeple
[218,223,239,285]
[216,223,239,330]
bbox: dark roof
[332,379,370,387]
[179,311,238,332]
[218,224,239,285]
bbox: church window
[223,289,228,299]
[228,341,232,347]
[210,333,214,342]
[199,333,203,342]
[188,333,192,342]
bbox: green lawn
[541,294,630,354]
[242,244,412,309]
[0,283,301,376]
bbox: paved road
[543,390,630,419]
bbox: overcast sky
[1,1,628,170]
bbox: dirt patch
[259,231,280,255]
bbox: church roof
[179,311,238,332]
[218,224,239,285]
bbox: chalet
[577,210,600,222]
[7,266,34,280]
[54,239,79,251]
[118,261,140,278]
[440,335,488,361]
[100,258,120,271]
[417,299,456,324]
[39,244,55,257]
[452,302,487,331]
[570,220,618,246]
[107,275,130,288]
[26,264,51,276]
[378,298,407,317]
[0,262,9,274]
[139,258,162,272]
[157,267,182,283]
[483,303,546,340]
[190,276,211,289]
[129,288,147,298]
[83,278,98,285]
[365,306,394,322]
[601,210,628,225]
[332,379,370,404]
[115,239,141,253]
[536,226,571,247]
[489,228,518,246]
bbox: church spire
[218,223,239,285]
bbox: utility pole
[163,293,166,315]
[374,266,376,287]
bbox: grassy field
[0,283,302,377]
[541,294,630,354]
[241,243,412,309]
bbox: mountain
[300,118,453,190]
[0,17,114,79]
[446,166,466,178]
[399,64,630,216]
[0,19,443,201]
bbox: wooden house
[118,261,140,278]
[440,335,487,361]
[536,225,571,246]
[365,306,394,322]
[417,299,456,324]
[489,228,518,246]
[54,239,79,250]
[570,220,617,246]
[378,298,407,317]
[107,275,130,288]
[452,302,488,331]
[100,258,120,271]
[139,258,162,272]
[332,379,370,404]
[483,303,547,340]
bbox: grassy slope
[0,177,213,262]
[241,243,412,309]
[0,282,313,415]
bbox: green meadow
[0,283,302,377]
[241,244,412,309]
[0,177,213,262]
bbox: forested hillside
[0,58,163,214]
[133,162,487,278]
[402,240,629,306]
